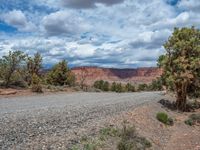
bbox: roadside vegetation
[158,27,200,111]
[156,112,174,126]
[0,50,163,94]
[93,78,162,93]
[185,114,200,126]
[71,121,151,150]
[0,51,76,93]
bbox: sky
[0,0,200,68]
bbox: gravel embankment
[0,92,165,149]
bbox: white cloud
[177,0,200,12]
[42,10,91,36]
[0,0,200,68]
[150,12,190,30]
[0,10,36,32]
[61,0,125,9]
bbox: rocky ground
[104,101,200,150]
[0,92,163,149]
[0,92,199,150]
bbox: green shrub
[66,71,76,87]
[125,83,135,92]
[93,80,110,91]
[117,124,136,150]
[103,81,109,91]
[26,52,43,85]
[156,112,168,124]
[120,124,136,140]
[167,117,174,126]
[148,78,163,91]
[115,83,123,93]
[111,82,117,91]
[190,114,200,121]
[137,137,152,148]
[185,114,200,126]
[31,74,43,93]
[9,72,28,88]
[83,143,97,150]
[71,146,79,150]
[156,112,173,125]
[117,124,151,150]
[99,127,119,137]
[185,119,193,126]
[118,139,134,150]
[46,60,75,86]
[137,83,148,91]
[0,51,26,87]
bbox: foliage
[156,112,168,124]
[184,119,193,126]
[185,114,200,126]
[0,51,26,87]
[79,67,89,89]
[125,83,135,92]
[46,60,75,86]
[9,71,28,88]
[158,27,200,111]
[148,78,163,91]
[117,123,151,150]
[94,81,137,93]
[83,143,97,150]
[103,81,109,91]
[71,146,79,150]
[115,83,123,93]
[111,82,117,91]
[66,71,76,86]
[0,51,77,92]
[72,123,151,150]
[137,83,148,91]
[26,52,42,85]
[31,73,43,93]
[118,140,133,150]
[156,112,174,125]
[110,82,126,92]
[93,80,109,91]
[99,126,119,137]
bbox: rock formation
[71,66,162,85]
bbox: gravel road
[0,92,165,149]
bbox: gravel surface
[0,92,165,149]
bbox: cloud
[177,0,200,12]
[61,0,125,9]
[149,12,190,30]
[0,10,36,32]
[0,35,160,68]
[0,0,200,68]
[42,10,91,36]
[130,29,171,49]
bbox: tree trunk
[175,81,188,111]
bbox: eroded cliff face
[71,66,162,85]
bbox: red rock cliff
[71,66,162,85]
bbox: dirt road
[0,92,165,149]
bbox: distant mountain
[71,66,162,85]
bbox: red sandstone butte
[71,66,162,85]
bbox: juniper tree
[26,52,42,85]
[46,60,75,86]
[158,27,200,111]
[0,51,26,87]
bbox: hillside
[71,66,162,85]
